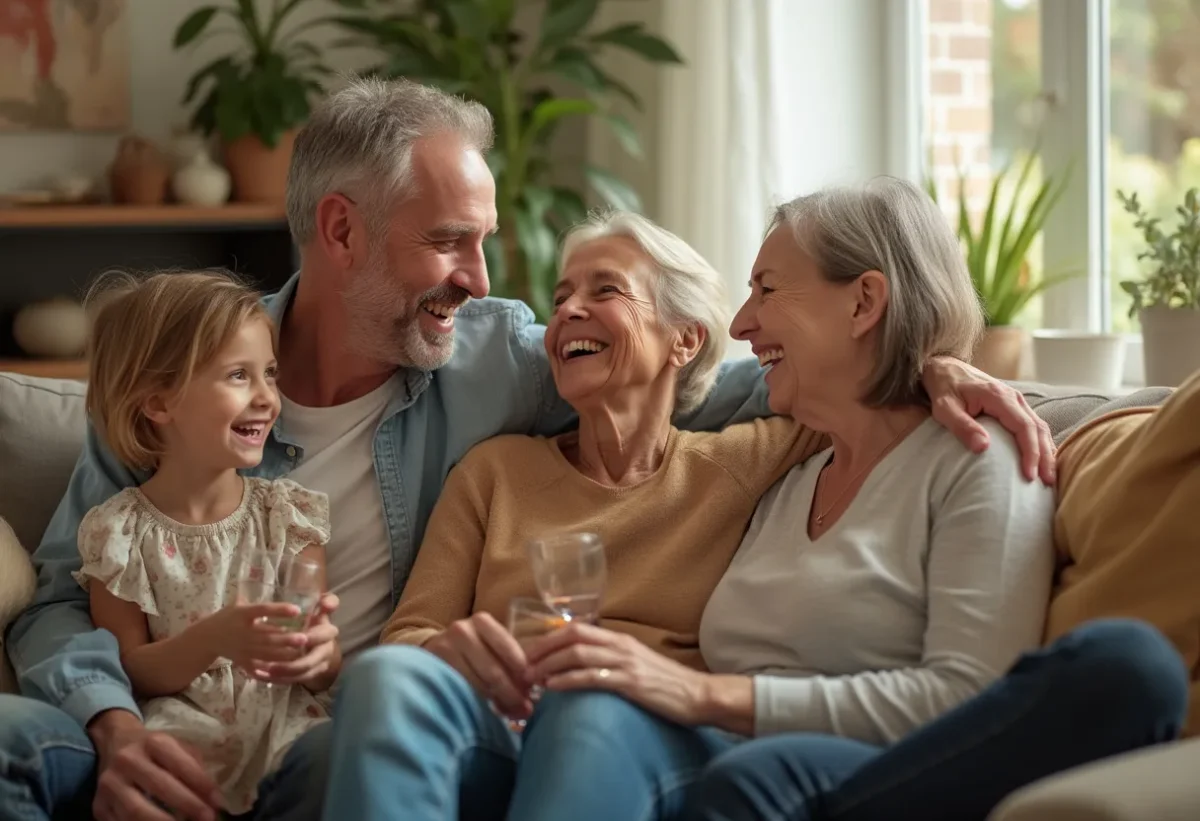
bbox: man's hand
[922,356,1056,484]
[254,593,341,689]
[88,709,222,821]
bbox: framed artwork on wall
[0,0,130,131]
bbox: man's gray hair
[771,177,983,406]
[286,76,494,245]
[560,211,730,414]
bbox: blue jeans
[321,645,736,821]
[322,619,1188,821]
[0,695,331,821]
[683,618,1189,821]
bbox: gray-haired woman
[316,199,1079,821]
[500,179,1186,821]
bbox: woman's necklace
[812,419,923,527]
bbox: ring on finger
[597,668,612,680]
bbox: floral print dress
[74,477,333,814]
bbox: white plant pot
[1139,305,1200,387]
[1032,330,1126,392]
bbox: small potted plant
[173,1,335,203]
[929,150,1075,380]
[1118,187,1200,387]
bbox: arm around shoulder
[6,421,142,726]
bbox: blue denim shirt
[6,272,770,728]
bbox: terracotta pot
[972,325,1027,380]
[1139,305,1200,387]
[222,130,297,203]
[109,136,169,205]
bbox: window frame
[896,0,1145,384]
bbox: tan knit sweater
[380,418,823,670]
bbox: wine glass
[526,532,606,624]
[499,596,566,731]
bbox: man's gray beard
[342,261,456,372]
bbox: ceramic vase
[172,149,232,207]
[13,299,89,358]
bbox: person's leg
[238,721,332,821]
[319,645,521,821]
[686,618,1189,821]
[509,690,737,821]
[0,694,97,821]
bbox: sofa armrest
[988,737,1200,821]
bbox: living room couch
[1,369,1197,819]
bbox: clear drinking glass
[526,531,606,624]
[500,596,566,731]
[235,548,281,688]
[270,555,322,632]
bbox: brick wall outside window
[926,0,995,221]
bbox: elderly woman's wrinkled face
[547,237,684,410]
[731,226,882,419]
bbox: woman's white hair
[771,176,984,406]
[560,211,731,414]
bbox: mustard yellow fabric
[1048,370,1200,736]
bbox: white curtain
[656,0,792,358]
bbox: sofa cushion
[1009,382,1175,445]
[0,373,87,552]
[1047,369,1200,737]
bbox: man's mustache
[418,284,471,308]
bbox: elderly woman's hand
[424,613,535,721]
[922,356,1056,484]
[525,622,722,727]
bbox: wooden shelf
[0,358,88,380]
[0,203,287,230]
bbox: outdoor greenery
[1117,185,1200,316]
[173,0,336,148]
[927,149,1073,327]
[328,0,682,319]
[991,0,1200,332]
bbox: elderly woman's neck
[568,395,676,487]
[824,403,930,472]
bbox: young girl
[72,270,339,814]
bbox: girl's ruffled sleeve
[71,494,159,616]
[265,479,331,558]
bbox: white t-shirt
[280,378,398,657]
[699,417,1056,745]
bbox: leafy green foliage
[329,0,683,319]
[174,0,335,147]
[928,151,1075,327]
[1117,186,1200,317]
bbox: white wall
[0,0,371,193]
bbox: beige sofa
[1,369,1197,819]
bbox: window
[911,0,1200,380]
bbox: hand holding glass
[499,596,565,731]
[235,550,320,686]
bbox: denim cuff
[60,681,143,729]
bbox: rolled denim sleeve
[4,423,142,727]
[519,312,772,436]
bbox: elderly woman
[317,195,1182,821]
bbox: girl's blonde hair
[84,269,272,470]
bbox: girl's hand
[423,612,534,722]
[202,603,308,676]
[525,622,710,726]
[254,593,341,686]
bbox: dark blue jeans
[682,618,1189,821]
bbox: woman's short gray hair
[286,76,494,246]
[771,177,983,407]
[560,211,731,414]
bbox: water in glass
[527,532,606,624]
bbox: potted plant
[330,0,682,319]
[1117,187,1200,386]
[928,150,1074,380]
[173,0,336,203]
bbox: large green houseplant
[174,0,336,202]
[1117,187,1200,385]
[927,149,1072,378]
[329,0,682,318]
